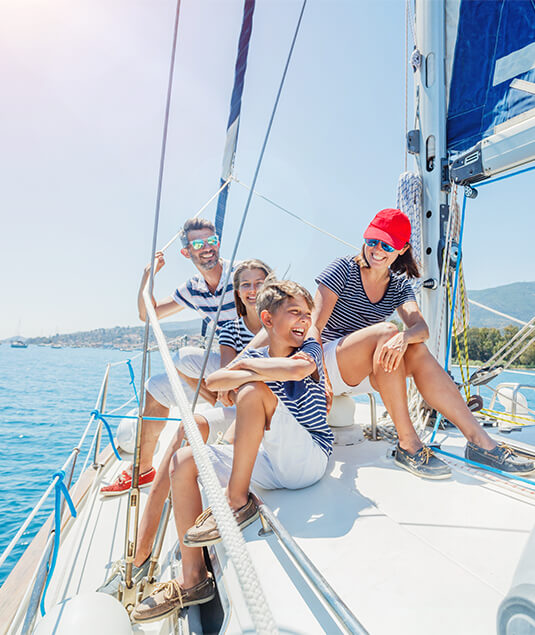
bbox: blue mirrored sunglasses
[189,235,219,251]
[364,238,395,253]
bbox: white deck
[20,403,535,634]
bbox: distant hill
[468,282,535,328]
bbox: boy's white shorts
[323,337,374,397]
[207,398,328,491]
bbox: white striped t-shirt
[243,339,334,457]
[315,256,416,343]
[172,259,237,333]
[218,316,255,353]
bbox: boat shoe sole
[183,497,260,547]
[394,457,452,480]
[132,575,216,623]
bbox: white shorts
[323,337,374,397]
[146,346,233,443]
[146,347,221,407]
[206,398,328,490]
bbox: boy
[132,279,333,623]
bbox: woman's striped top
[315,256,416,343]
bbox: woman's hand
[378,332,409,372]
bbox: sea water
[0,345,534,587]
[0,344,165,586]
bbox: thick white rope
[143,287,277,634]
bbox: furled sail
[214,0,255,241]
[446,0,535,183]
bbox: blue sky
[1,0,533,339]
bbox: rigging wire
[190,0,310,410]
[231,176,360,251]
[125,0,183,589]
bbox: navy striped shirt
[218,316,255,353]
[172,259,237,333]
[243,339,334,457]
[315,256,416,343]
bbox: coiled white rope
[396,171,423,292]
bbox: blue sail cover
[446,0,535,155]
[215,0,255,241]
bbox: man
[100,217,237,495]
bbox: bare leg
[169,447,207,588]
[336,323,423,453]
[404,343,495,450]
[178,370,218,406]
[227,382,277,510]
[134,415,210,567]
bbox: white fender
[115,408,139,454]
[34,592,132,634]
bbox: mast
[413,0,449,361]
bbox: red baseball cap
[363,208,411,250]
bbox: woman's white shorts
[323,337,374,397]
[207,398,328,491]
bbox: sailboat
[1,1,535,633]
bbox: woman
[312,208,533,478]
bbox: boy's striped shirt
[243,338,334,457]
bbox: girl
[312,208,533,478]
[216,259,272,405]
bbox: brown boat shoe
[131,573,215,623]
[183,495,259,548]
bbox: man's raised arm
[137,251,184,322]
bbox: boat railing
[0,363,123,633]
[253,492,369,635]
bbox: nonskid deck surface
[32,407,535,635]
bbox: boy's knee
[236,381,270,403]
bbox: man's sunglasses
[189,235,219,251]
[364,238,395,253]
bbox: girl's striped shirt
[218,316,255,353]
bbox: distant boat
[51,344,62,349]
[10,340,28,349]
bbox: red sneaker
[100,467,156,496]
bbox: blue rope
[126,359,140,407]
[40,470,77,616]
[433,447,535,488]
[99,413,182,422]
[90,410,121,460]
[475,163,535,188]
[430,194,468,443]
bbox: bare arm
[309,283,339,342]
[396,301,430,343]
[378,301,429,372]
[137,251,184,322]
[206,354,316,391]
